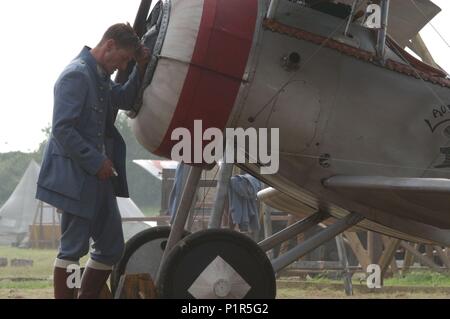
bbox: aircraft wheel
[111,226,189,294]
[158,229,276,299]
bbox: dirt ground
[0,288,53,299]
[1,281,450,299]
[1,247,449,299]
[276,280,450,299]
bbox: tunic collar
[77,46,110,82]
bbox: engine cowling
[131,0,259,161]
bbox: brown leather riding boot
[77,266,111,299]
[53,266,77,299]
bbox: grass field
[1,246,450,299]
[0,246,82,298]
[141,206,161,217]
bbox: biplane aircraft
[112,0,450,298]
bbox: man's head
[92,23,140,75]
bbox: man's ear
[105,39,115,51]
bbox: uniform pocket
[38,154,86,201]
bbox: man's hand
[96,159,115,180]
[135,44,151,78]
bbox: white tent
[0,160,51,246]
[117,197,154,241]
[0,160,153,246]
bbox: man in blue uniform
[36,23,149,299]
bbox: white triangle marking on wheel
[188,255,251,299]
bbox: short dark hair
[100,23,140,51]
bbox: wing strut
[377,0,390,61]
[269,212,364,272]
[267,0,279,19]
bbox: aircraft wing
[133,160,179,180]
[323,176,450,229]
[258,182,450,245]
[338,0,441,47]
[388,0,441,47]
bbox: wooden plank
[425,245,434,264]
[10,259,34,267]
[292,260,345,269]
[99,285,113,299]
[381,236,399,275]
[403,243,415,274]
[390,256,398,274]
[198,180,218,188]
[279,215,298,255]
[296,232,305,256]
[114,274,157,299]
[221,199,231,229]
[380,235,390,248]
[368,232,383,264]
[343,231,370,271]
[121,216,209,222]
[400,242,444,273]
[335,234,353,296]
[434,246,450,269]
[379,236,401,278]
[271,215,291,221]
[367,231,374,264]
[262,203,274,259]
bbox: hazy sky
[0,0,449,153]
[0,0,142,153]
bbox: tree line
[0,113,163,213]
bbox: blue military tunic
[36,46,141,220]
[37,46,142,265]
